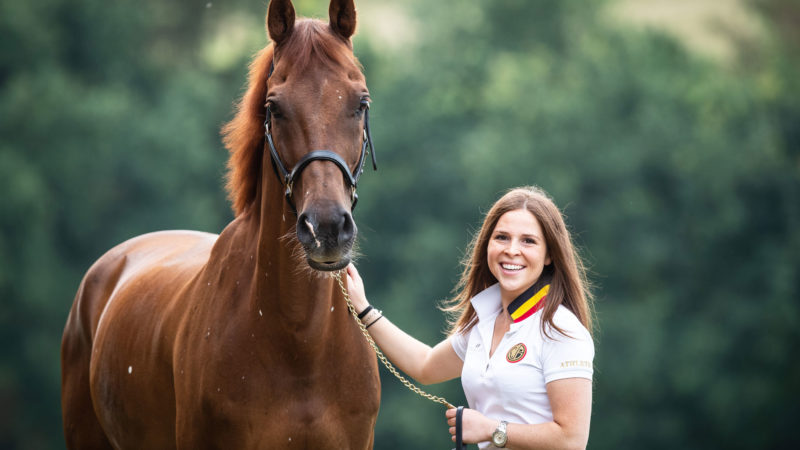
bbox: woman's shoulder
[546,305,592,342]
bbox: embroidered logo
[506,343,527,363]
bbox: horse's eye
[268,102,284,119]
[355,98,370,117]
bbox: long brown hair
[443,186,594,338]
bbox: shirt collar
[506,278,550,323]
[470,283,503,321]
[470,266,553,324]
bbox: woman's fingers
[446,408,457,438]
[346,263,360,280]
[345,264,359,286]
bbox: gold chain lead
[334,271,455,410]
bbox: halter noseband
[264,63,377,214]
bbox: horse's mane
[222,19,360,216]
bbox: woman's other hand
[446,407,495,444]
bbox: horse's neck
[249,174,339,332]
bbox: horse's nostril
[296,212,317,248]
[339,211,356,244]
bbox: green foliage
[1,0,798,448]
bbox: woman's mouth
[501,263,524,271]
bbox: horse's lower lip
[307,257,350,272]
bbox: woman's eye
[524,238,536,245]
[494,234,508,241]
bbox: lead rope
[333,271,455,410]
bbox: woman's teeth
[502,263,523,271]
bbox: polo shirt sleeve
[541,309,594,383]
[450,331,468,361]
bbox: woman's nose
[505,239,521,255]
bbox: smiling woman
[346,185,595,449]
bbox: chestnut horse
[60,0,381,448]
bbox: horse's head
[224,0,376,272]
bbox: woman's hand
[345,263,370,313]
[446,408,496,444]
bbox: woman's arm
[346,264,463,385]
[447,378,592,449]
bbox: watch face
[492,431,506,446]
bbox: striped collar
[506,267,553,323]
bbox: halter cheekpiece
[264,60,377,213]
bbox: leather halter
[263,63,377,214]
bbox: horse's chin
[306,256,351,272]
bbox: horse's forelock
[278,20,361,79]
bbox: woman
[346,186,595,449]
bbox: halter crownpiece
[264,61,377,214]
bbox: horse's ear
[267,0,296,45]
[329,0,357,40]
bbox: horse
[60,0,381,447]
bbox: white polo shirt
[450,283,594,449]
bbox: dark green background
[2,0,798,448]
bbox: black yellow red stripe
[509,285,549,323]
[506,267,553,323]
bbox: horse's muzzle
[296,207,356,272]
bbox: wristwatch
[491,420,508,448]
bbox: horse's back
[61,230,217,449]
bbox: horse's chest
[178,369,379,449]
[175,328,380,448]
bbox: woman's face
[487,209,551,304]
